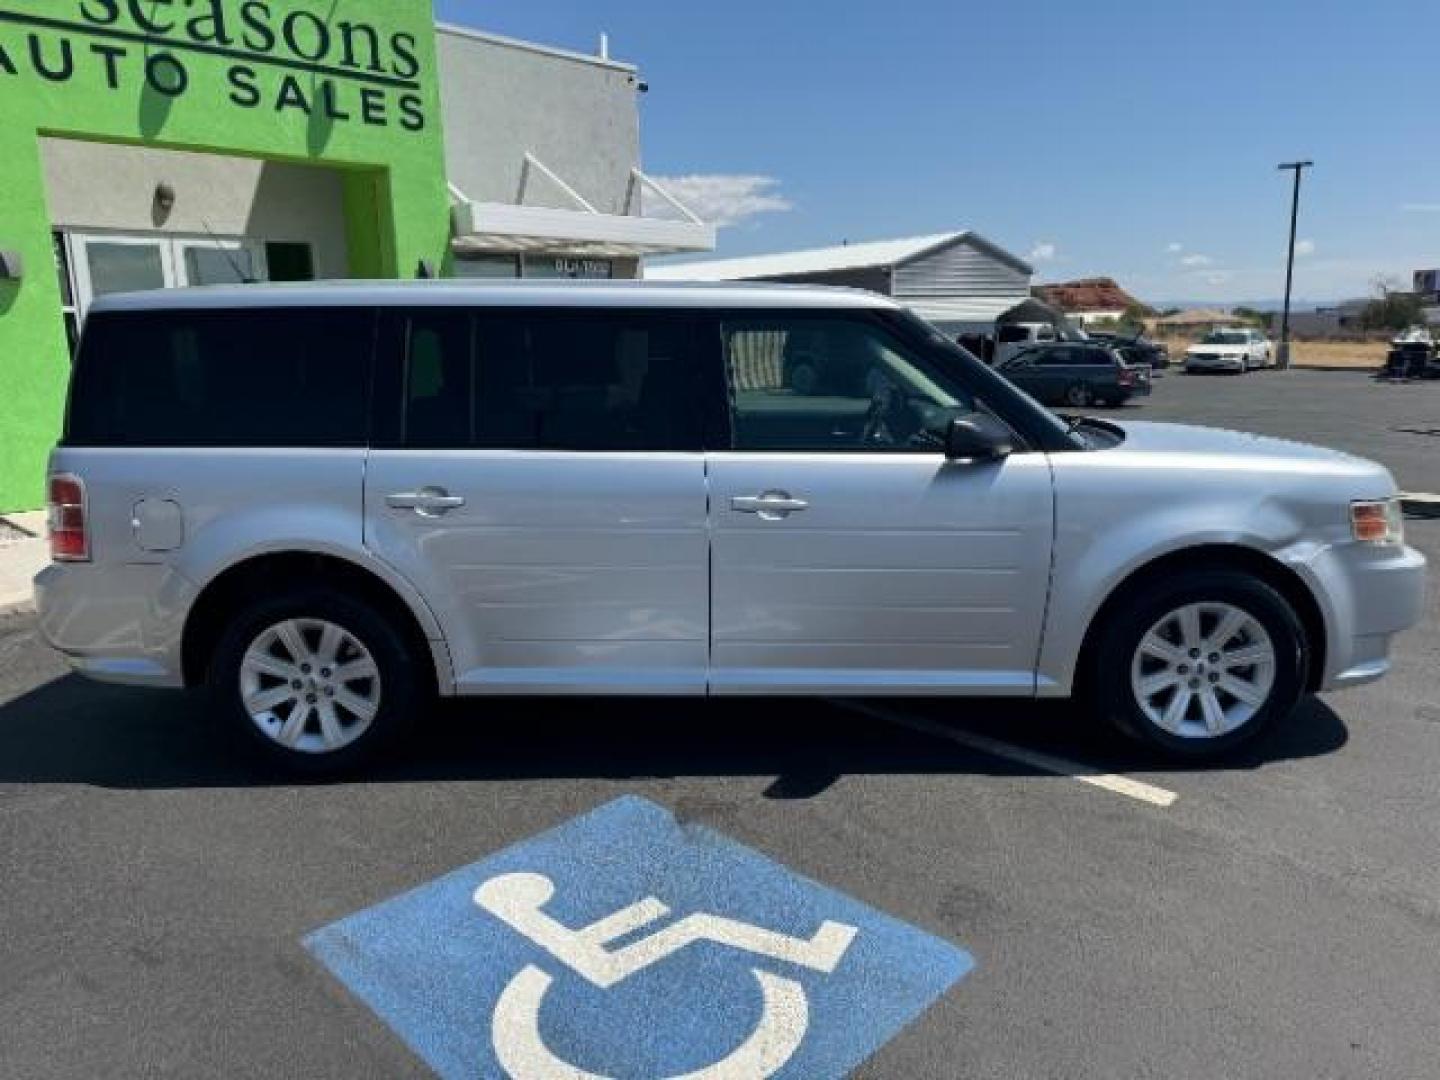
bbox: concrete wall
[438,27,642,214]
[40,140,351,279]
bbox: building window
[455,254,521,279]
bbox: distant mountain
[1150,298,1343,312]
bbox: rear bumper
[34,562,195,688]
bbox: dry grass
[1155,337,1387,370]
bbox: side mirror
[944,413,1013,463]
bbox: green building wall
[0,0,453,511]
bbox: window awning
[450,158,716,259]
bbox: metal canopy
[450,157,716,259]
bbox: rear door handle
[386,487,466,517]
[730,491,809,520]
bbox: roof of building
[87,279,902,313]
[646,231,1032,282]
[1033,277,1148,315]
[435,23,639,74]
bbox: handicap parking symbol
[305,796,974,1078]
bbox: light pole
[1276,160,1313,370]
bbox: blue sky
[435,0,1440,304]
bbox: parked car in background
[957,322,1063,367]
[1382,326,1440,380]
[999,342,1152,406]
[1184,328,1272,373]
[1085,330,1171,370]
[37,282,1424,773]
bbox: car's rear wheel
[1064,382,1093,407]
[1088,570,1308,758]
[210,589,422,774]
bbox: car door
[706,312,1055,695]
[364,307,710,694]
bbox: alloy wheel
[239,618,382,755]
[1129,602,1276,738]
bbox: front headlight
[1351,499,1405,544]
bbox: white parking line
[838,702,1179,808]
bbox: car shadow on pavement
[0,674,1348,793]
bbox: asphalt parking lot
[1,369,1436,1079]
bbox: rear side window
[379,310,702,452]
[67,308,372,447]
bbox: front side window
[389,310,701,452]
[723,316,976,452]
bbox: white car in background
[1185,328,1272,373]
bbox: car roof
[87,279,904,314]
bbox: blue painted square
[305,796,973,1078]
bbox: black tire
[209,588,425,775]
[1064,382,1093,407]
[1086,570,1308,760]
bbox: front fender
[1037,476,1331,694]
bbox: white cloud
[646,174,792,228]
[1029,241,1058,262]
[1166,242,1184,253]
[1180,254,1214,267]
[1204,272,1232,286]
[1294,239,1316,257]
[1402,203,1440,213]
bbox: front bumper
[1304,541,1428,691]
[1186,354,1246,371]
[34,562,195,688]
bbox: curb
[0,597,36,619]
[1401,493,1440,520]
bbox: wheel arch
[181,551,449,693]
[1074,544,1328,695]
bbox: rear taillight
[48,474,89,562]
[1118,369,1135,386]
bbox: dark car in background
[1085,330,1170,370]
[999,342,1152,407]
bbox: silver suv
[37,282,1426,772]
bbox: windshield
[1200,331,1251,345]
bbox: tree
[1232,306,1275,330]
[1358,291,1423,332]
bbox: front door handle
[386,487,466,518]
[730,491,809,520]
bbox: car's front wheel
[210,589,423,774]
[1088,570,1308,758]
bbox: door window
[1031,347,1073,366]
[385,311,702,452]
[722,316,976,452]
